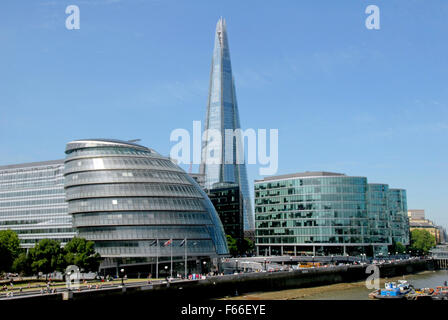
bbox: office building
[408,209,445,244]
[254,171,409,256]
[0,160,76,248]
[207,183,244,241]
[199,18,254,231]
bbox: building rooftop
[0,159,64,171]
[255,171,347,182]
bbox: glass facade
[200,18,254,231]
[208,183,244,241]
[388,188,409,245]
[0,160,76,248]
[254,172,409,256]
[64,139,229,263]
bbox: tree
[409,229,436,256]
[12,252,32,275]
[226,235,238,256]
[389,240,406,254]
[29,239,65,277]
[237,238,255,255]
[64,237,101,272]
[395,242,406,254]
[0,230,22,272]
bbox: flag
[179,239,186,247]
[163,239,172,246]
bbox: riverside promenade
[1,259,431,302]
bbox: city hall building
[64,139,229,273]
[254,172,409,257]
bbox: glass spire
[200,18,255,231]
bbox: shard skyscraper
[200,18,255,231]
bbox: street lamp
[120,268,125,286]
[264,258,267,271]
[235,260,238,273]
[203,261,207,275]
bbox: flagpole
[156,238,159,280]
[184,238,187,279]
[170,238,173,279]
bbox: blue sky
[1,1,447,229]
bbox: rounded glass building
[64,139,228,274]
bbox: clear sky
[1,1,447,229]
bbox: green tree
[12,252,32,275]
[237,238,254,255]
[389,240,407,254]
[410,229,436,255]
[29,239,65,277]
[226,235,238,256]
[0,230,22,272]
[395,242,406,254]
[64,237,101,272]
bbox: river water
[222,270,448,300]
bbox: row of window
[256,219,369,228]
[79,226,212,241]
[73,211,210,227]
[255,193,366,204]
[0,187,64,200]
[66,146,152,158]
[68,197,205,214]
[0,166,63,181]
[65,170,190,186]
[66,183,201,200]
[256,227,368,236]
[255,177,367,190]
[0,217,72,226]
[256,236,367,244]
[65,157,178,173]
[256,186,367,197]
[0,207,68,218]
[0,178,64,191]
[0,197,66,208]
[256,203,365,213]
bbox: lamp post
[120,268,125,287]
[164,265,168,279]
[235,260,238,273]
[264,258,267,271]
[203,261,207,275]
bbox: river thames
[221,270,448,300]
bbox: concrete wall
[6,260,429,303]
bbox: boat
[431,286,448,300]
[405,287,434,300]
[370,280,412,300]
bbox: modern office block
[254,172,409,256]
[0,160,76,248]
[64,139,229,271]
[367,184,391,255]
[388,188,409,245]
[208,183,244,241]
[199,18,254,231]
